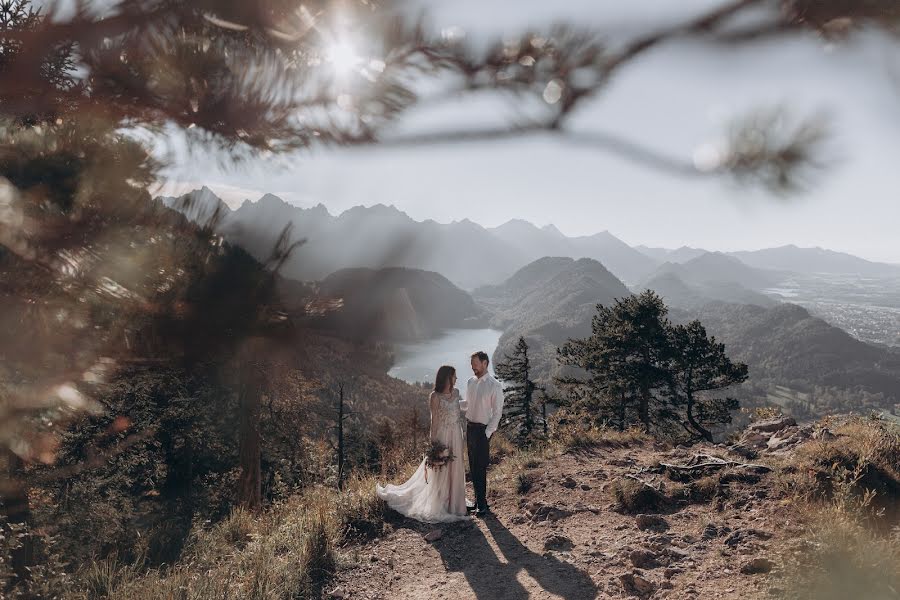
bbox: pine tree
[557,291,671,432]
[495,336,540,445]
[558,292,745,441]
[666,321,748,442]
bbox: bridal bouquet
[424,441,455,483]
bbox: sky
[160,0,900,264]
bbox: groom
[463,351,504,517]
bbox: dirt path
[331,443,798,599]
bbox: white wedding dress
[376,389,469,523]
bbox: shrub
[609,477,668,513]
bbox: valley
[162,188,900,426]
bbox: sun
[325,38,361,79]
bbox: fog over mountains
[159,187,900,291]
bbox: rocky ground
[329,419,813,599]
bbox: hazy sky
[161,1,900,264]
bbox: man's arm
[485,380,504,439]
[459,379,471,413]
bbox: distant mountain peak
[258,193,289,207]
[496,218,539,230]
[340,203,410,220]
[542,224,564,236]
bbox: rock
[814,427,837,441]
[528,503,574,522]
[724,531,745,547]
[665,548,691,563]
[629,550,660,569]
[423,529,443,542]
[663,567,682,579]
[767,434,795,451]
[743,432,769,444]
[543,534,575,552]
[635,514,669,532]
[560,476,577,489]
[729,443,758,459]
[620,572,656,598]
[702,523,731,539]
[748,417,796,434]
[580,484,592,491]
[741,558,775,575]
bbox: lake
[388,328,503,398]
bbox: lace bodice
[431,390,464,432]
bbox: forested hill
[474,257,631,381]
[678,302,900,412]
[314,267,488,341]
[481,258,900,418]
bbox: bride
[376,365,469,522]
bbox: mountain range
[638,252,780,309]
[480,256,900,416]
[160,188,900,293]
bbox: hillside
[328,417,900,600]
[642,252,782,292]
[635,245,708,264]
[479,256,900,416]
[474,257,631,381]
[314,267,487,341]
[639,271,777,309]
[730,244,900,277]
[679,302,900,412]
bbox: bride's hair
[433,365,456,393]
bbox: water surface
[388,328,503,398]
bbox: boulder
[543,534,575,552]
[620,572,656,598]
[635,514,670,532]
[748,417,796,434]
[629,549,660,569]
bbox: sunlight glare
[325,38,361,79]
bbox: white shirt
[461,373,504,439]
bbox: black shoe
[475,507,491,518]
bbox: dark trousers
[466,422,490,510]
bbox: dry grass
[774,416,900,599]
[553,422,653,454]
[489,444,554,496]
[67,475,385,600]
[776,416,900,521]
[608,477,668,514]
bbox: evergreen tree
[495,337,540,444]
[558,292,745,440]
[666,321,749,442]
[557,291,671,433]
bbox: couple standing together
[376,351,504,522]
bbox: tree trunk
[685,384,713,442]
[639,382,651,433]
[541,398,548,437]
[337,382,345,491]
[238,374,262,511]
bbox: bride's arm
[429,392,438,441]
